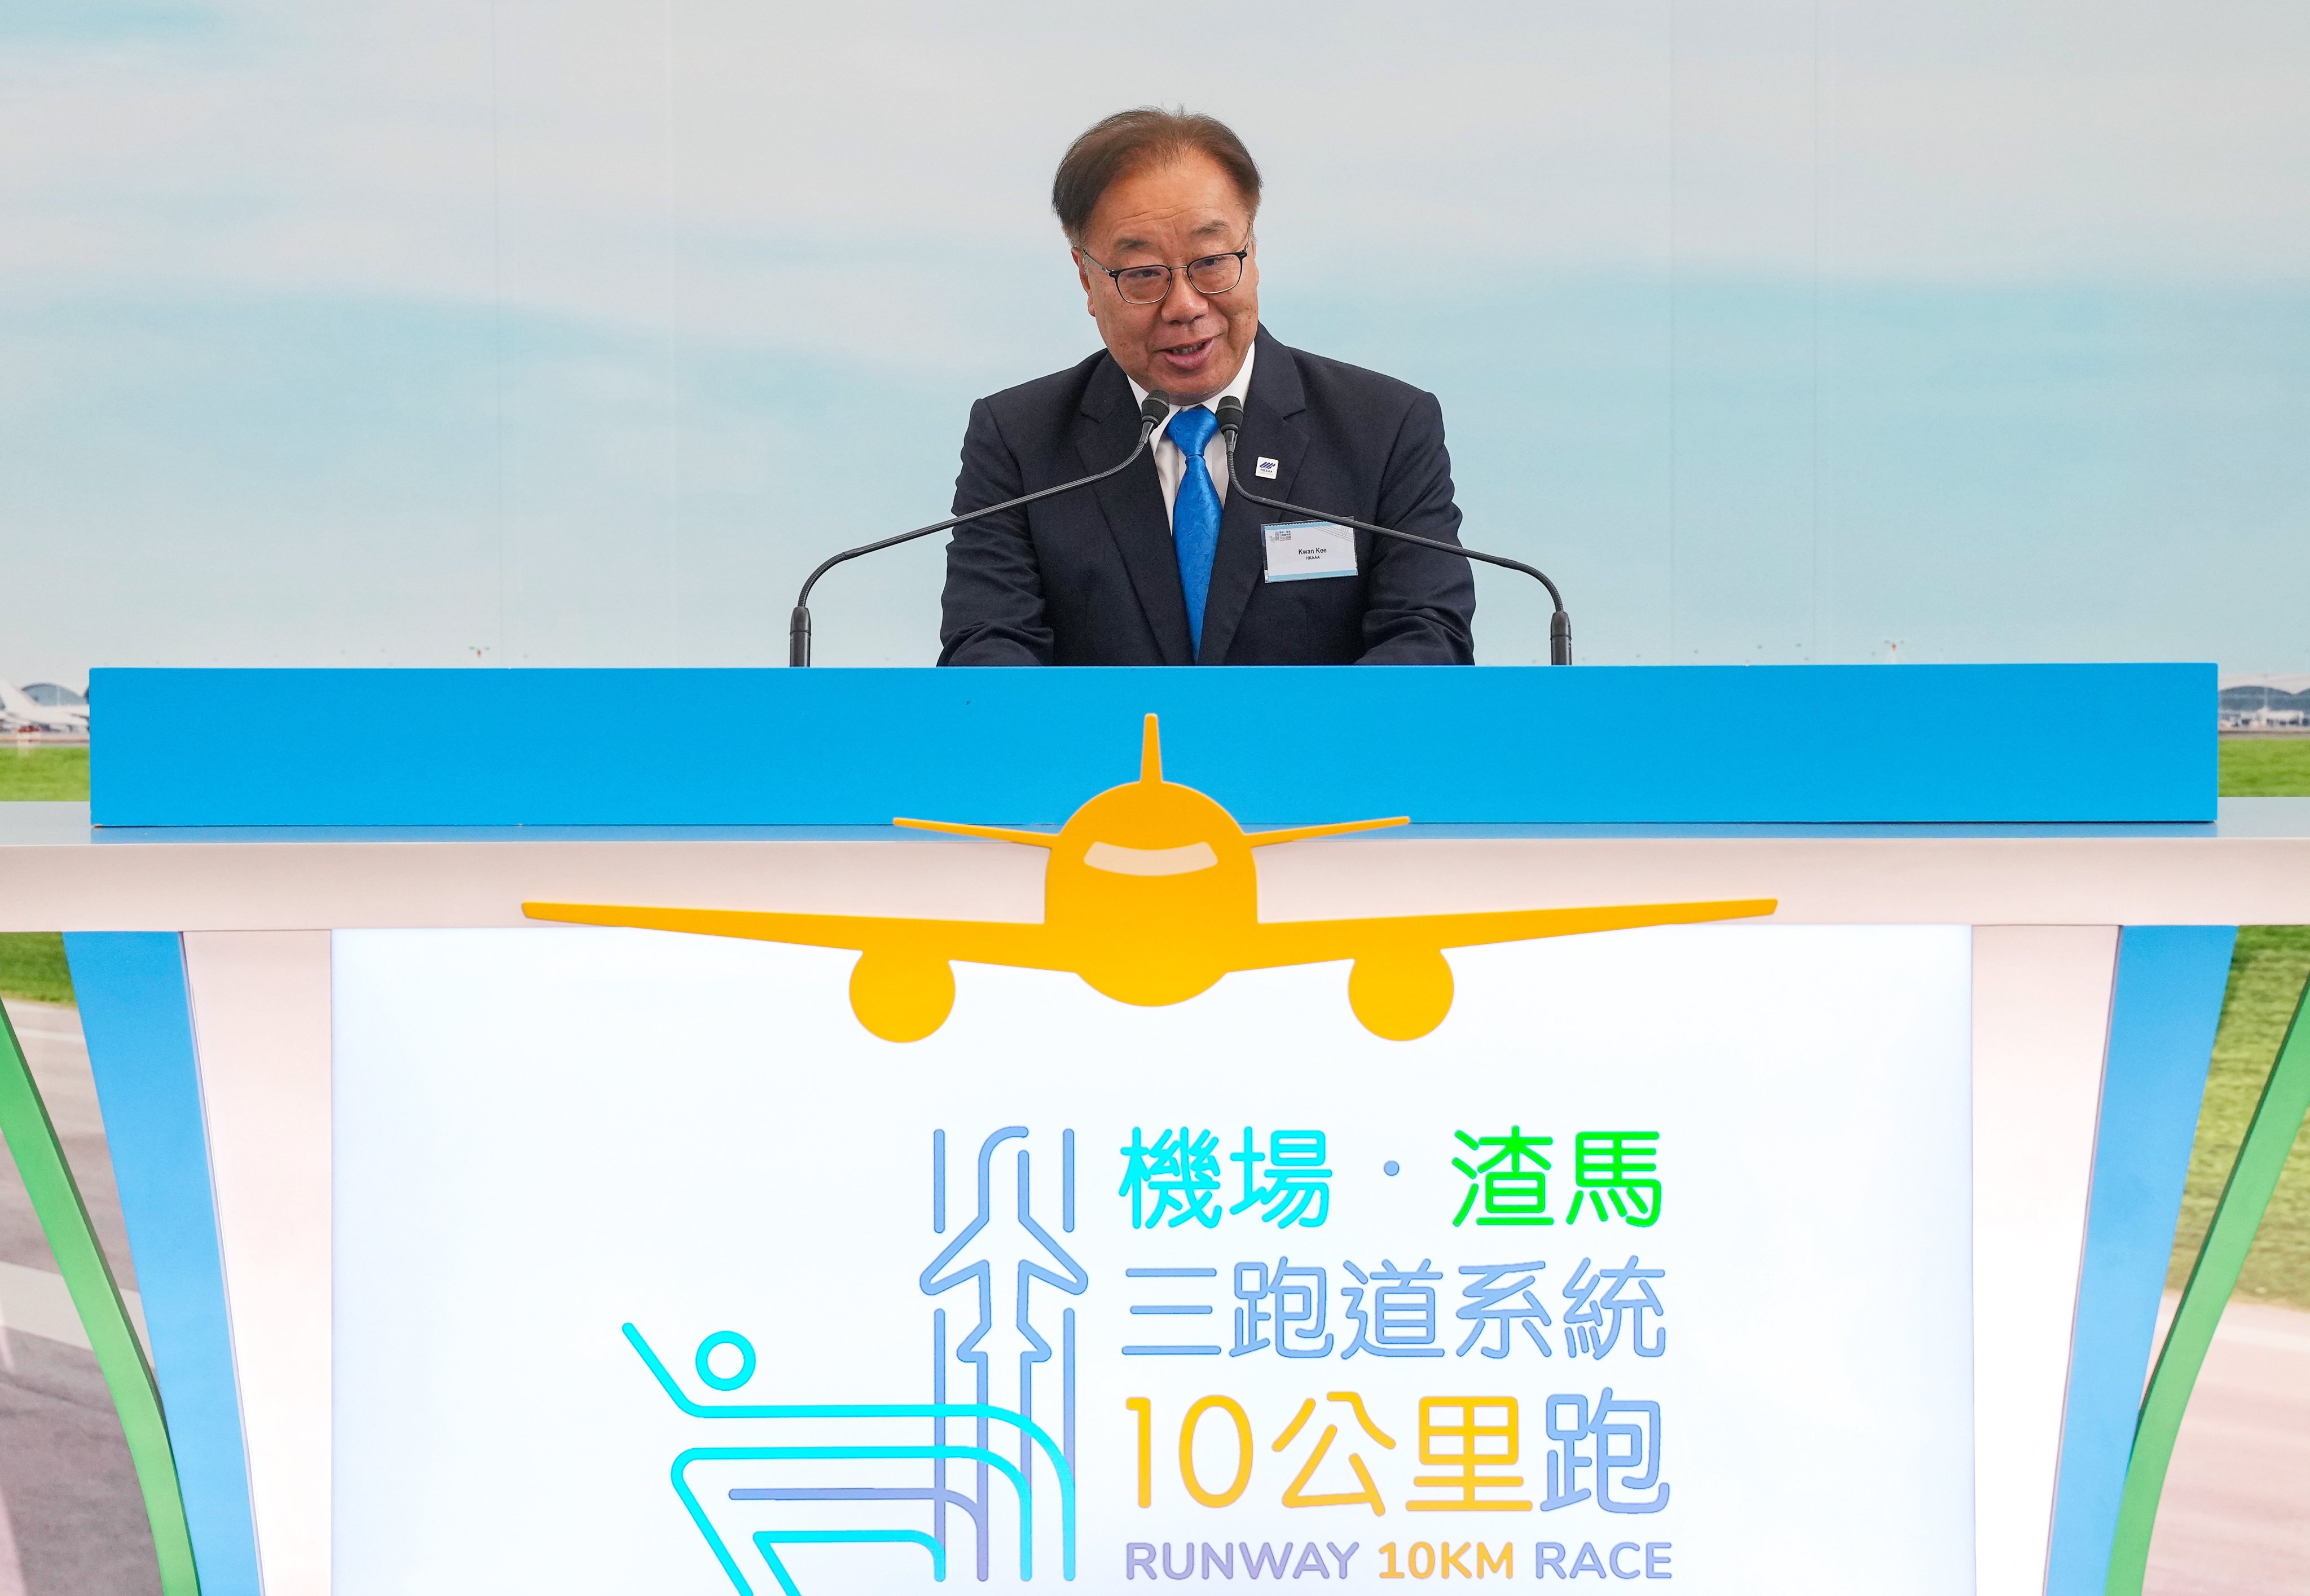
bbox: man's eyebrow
[1105,218,1240,256]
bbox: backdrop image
[3,0,2307,680]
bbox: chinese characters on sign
[1125,1258,1666,1362]
[1122,1125,1664,1232]
[1568,1132,1663,1226]
[1124,1387,1670,1518]
[1115,1122,1677,1583]
[1119,1129,1669,1360]
[1453,1128,1664,1228]
[1121,1128,1334,1229]
[1453,1128,1554,1226]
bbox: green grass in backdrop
[0,931,74,1005]
[2220,737,2310,796]
[2179,739,2310,1306]
[2,747,89,1002]
[0,744,89,801]
[3,733,2309,1299]
[0,746,85,1003]
[2171,925,2310,1305]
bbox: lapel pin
[1255,456,1280,479]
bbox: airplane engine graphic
[526,716,1776,1041]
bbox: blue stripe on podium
[87,662,2212,828]
[64,934,262,1596]
[2044,925,2237,1596]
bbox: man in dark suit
[939,109,1476,667]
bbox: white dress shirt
[1125,343,1256,538]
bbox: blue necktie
[1167,405,1222,656]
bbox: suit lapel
[1076,359,1193,665]
[1195,328,1309,665]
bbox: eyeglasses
[1077,239,1252,306]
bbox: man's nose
[1159,268,1211,321]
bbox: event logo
[626,1125,1084,1596]
[621,1118,1682,1594]
[525,716,1774,1041]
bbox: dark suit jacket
[938,327,1476,665]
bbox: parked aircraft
[0,682,89,736]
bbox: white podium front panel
[332,923,1972,1594]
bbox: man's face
[1074,151,1260,405]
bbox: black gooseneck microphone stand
[1214,395,1572,664]
[788,394,1173,666]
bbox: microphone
[789,393,1172,666]
[1214,394,1573,665]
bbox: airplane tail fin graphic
[1140,713,1162,785]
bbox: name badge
[1262,521,1358,582]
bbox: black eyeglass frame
[1075,238,1253,306]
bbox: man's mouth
[1156,337,1216,371]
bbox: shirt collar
[1127,341,1256,429]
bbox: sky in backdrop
[2,0,2306,679]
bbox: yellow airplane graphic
[524,715,1775,1042]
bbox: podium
[3,663,2305,1596]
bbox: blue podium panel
[2046,926,2239,1596]
[64,934,263,1596]
[88,662,2212,828]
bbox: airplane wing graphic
[1234,897,1779,970]
[1234,897,1779,1040]
[522,902,1068,969]
[523,894,1778,1044]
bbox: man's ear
[1073,247,1096,316]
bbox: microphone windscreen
[1138,393,1172,428]
[1215,395,1246,437]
